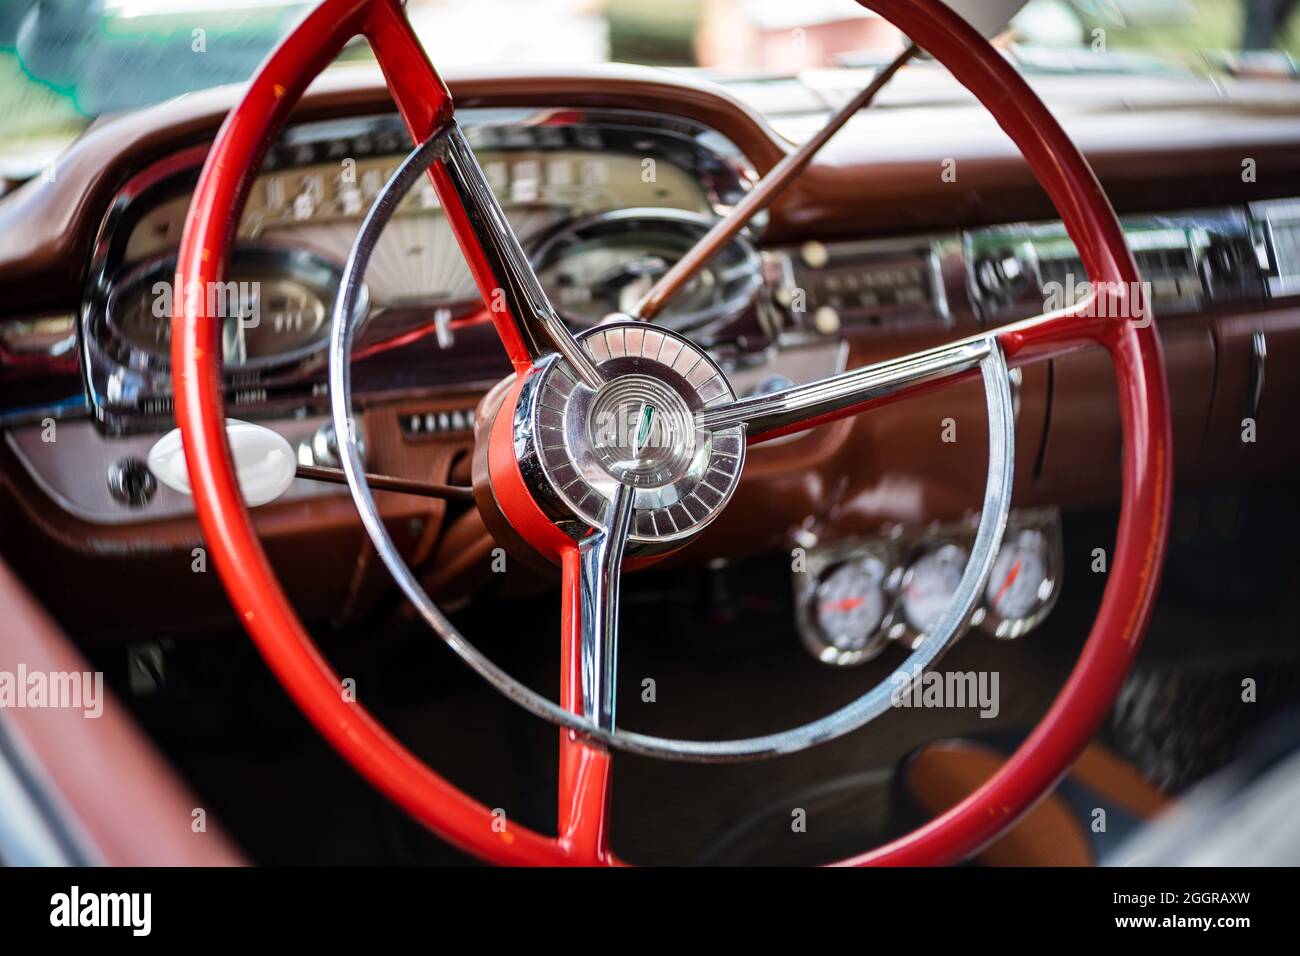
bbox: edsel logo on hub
[50,886,151,937]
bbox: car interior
[0,0,1298,869]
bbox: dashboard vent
[400,408,475,437]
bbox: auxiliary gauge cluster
[794,509,1063,667]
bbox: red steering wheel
[173,0,1172,865]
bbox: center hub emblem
[514,324,746,551]
[587,376,696,488]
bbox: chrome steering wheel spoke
[435,127,604,388]
[576,484,635,732]
[697,337,993,441]
[357,126,603,388]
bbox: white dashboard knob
[147,420,297,507]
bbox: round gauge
[981,527,1060,639]
[817,559,889,648]
[530,208,761,333]
[900,542,970,638]
[243,277,328,359]
[795,554,899,665]
[106,245,356,372]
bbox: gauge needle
[822,597,865,613]
[632,403,655,457]
[993,559,1023,607]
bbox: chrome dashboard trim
[966,206,1267,325]
[1251,198,1300,298]
[4,415,348,525]
[0,396,93,430]
[763,233,958,341]
[1248,327,1268,421]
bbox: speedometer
[105,245,358,372]
[530,208,762,334]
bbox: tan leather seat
[905,740,1171,866]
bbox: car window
[2,0,1297,177]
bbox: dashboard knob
[813,305,841,334]
[1206,238,1241,282]
[148,420,297,507]
[107,458,157,508]
[300,420,366,466]
[975,250,1028,300]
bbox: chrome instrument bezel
[100,243,363,375]
[794,539,903,667]
[528,206,764,336]
[975,509,1063,640]
[898,537,973,645]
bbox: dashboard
[1,63,1299,653]
[61,102,1300,436]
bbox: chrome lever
[1247,327,1267,421]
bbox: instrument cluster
[794,508,1063,666]
[81,109,761,429]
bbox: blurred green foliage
[4,0,1300,162]
[1078,0,1300,59]
[603,0,1300,65]
[0,52,85,148]
[607,0,700,66]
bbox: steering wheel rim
[172,0,1172,866]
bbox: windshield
[2,0,1298,176]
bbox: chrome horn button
[517,324,746,551]
[586,375,696,488]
